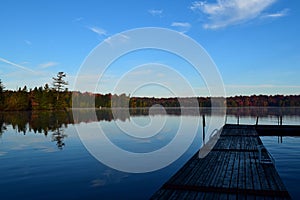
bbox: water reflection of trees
[0,107,299,145]
[225,107,300,117]
[0,111,71,149]
[0,114,6,137]
[0,108,299,131]
[52,126,67,150]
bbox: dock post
[280,116,283,126]
[256,116,259,126]
[237,115,239,125]
[202,115,206,142]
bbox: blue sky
[0,0,299,97]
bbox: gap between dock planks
[151,124,291,200]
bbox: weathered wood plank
[238,151,245,190]
[250,151,262,191]
[245,152,254,190]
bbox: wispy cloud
[190,0,281,29]
[171,22,191,28]
[261,8,289,18]
[148,9,163,17]
[171,22,191,33]
[88,26,107,36]
[104,33,130,46]
[39,61,59,69]
[0,57,35,72]
[24,40,32,45]
[73,17,83,22]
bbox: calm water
[0,107,299,199]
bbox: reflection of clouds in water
[156,134,167,141]
[10,144,29,150]
[120,125,174,144]
[90,169,129,188]
[39,146,58,153]
[4,132,63,152]
[0,151,7,156]
[127,119,175,144]
[90,179,106,187]
[131,138,152,144]
[156,126,174,141]
[8,143,57,153]
[132,132,169,143]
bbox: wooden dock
[151,124,291,199]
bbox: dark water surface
[0,107,299,199]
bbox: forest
[0,73,300,111]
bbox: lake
[0,107,299,199]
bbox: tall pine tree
[52,72,68,109]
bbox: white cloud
[39,61,59,68]
[190,0,280,29]
[104,34,130,46]
[171,22,191,28]
[0,57,35,72]
[148,9,163,17]
[261,8,289,18]
[171,22,191,33]
[88,26,107,36]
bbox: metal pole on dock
[280,116,283,126]
[256,116,259,126]
[202,115,205,143]
[237,115,239,125]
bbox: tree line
[0,73,299,111]
[129,95,300,108]
[226,95,300,107]
[0,72,70,111]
